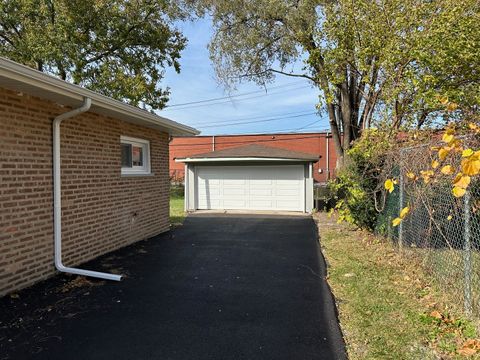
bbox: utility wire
[292,119,323,132]
[234,119,324,135]
[162,85,310,111]
[190,109,316,126]
[165,81,305,108]
[196,112,318,128]
[170,132,331,147]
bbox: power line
[170,132,331,147]
[196,112,318,128]
[162,85,311,111]
[226,120,325,135]
[234,120,325,135]
[165,81,305,108]
[291,119,322,132]
[189,109,316,126]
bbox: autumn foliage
[385,102,480,227]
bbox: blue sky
[159,19,329,136]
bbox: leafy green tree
[0,0,192,109]
[196,0,480,167]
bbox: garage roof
[0,57,199,136]
[176,144,319,163]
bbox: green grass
[170,186,185,225]
[316,212,479,359]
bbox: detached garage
[176,144,319,213]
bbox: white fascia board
[0,57,199,136]
[175,157,314,163]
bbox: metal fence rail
[377,143,480,317]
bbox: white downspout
[53,97,122,281]
[212,135,215,151]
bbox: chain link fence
[377,141,480,317]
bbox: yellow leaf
[462,158,480,176]
[439,96,449,105]
[453,187,467,197]
[431,160,439,169]
[453,172,462,182]
[447,215,452,221]
[406,172,417,180]
[438,147,450,160]
[462,148,474,158]
[384,179,395,193]
[400,206,410,219]
[420,170,434,184]
[446,102,458,112]
[453,174,471,189]
[468,123,478,130]
[441,165,454,175]
[442,133,454,143]
[392,217,402,227]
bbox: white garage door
[196,165,305,211]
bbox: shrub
[328,129,393,230]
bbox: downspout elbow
[53,97,122,282]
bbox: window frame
[120,135,151,176]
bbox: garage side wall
[185,164,196,211]
[305,163,314,213]
[0,88,170,296]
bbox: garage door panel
[250,188,273,196]
[223,199,247,208]
[276,188,301,196]
[198,199,222,208]
[249,179,274,185]
[223,180,247,186]
[197,187,221,195]
[196,165,304,211]
[197,178,221,185]
[250,200,275,208]
[276,201,301,210]
[223,188,247,196]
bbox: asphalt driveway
[0,213,346,360]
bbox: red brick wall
[170,133,337,183]
[0,88,170,296]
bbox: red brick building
[0,57,197,295]
[170,132,337,183]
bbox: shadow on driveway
[0,214,346,360]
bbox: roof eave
[0,57,199,136]
[175,157,318,163]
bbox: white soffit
[0,57,199,136]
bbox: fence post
[464,190,473,317]
[398,169,404,250]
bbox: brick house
[0,57,198,296]
[170,132,337,184]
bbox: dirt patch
[57,276,105,293]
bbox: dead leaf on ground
[58,276,105,293]
[458,339,480,356]
[430,310,443,320]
